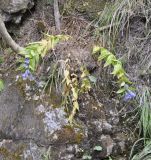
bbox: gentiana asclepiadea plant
[92,46,136,101]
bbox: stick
[54,0,61,33]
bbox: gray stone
[0,78,68,145]
[100,135,114,157]
[0,0,35,23]
[0,139,45,160]
[91,120,113,134]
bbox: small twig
[53,0,61,33]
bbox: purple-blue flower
[22,69,34,81]
[25,58,30,65]
[123,90,136,101]
[22,69,30,80]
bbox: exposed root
[0,15,23,53]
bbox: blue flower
[22,58,30,69]
[22,69,34,81]
[123,90,136,101]
[22,69,30,80]
[25,58,30,65]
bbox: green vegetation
[139,87,151,140]
[16,34,95,124]
[131,140,151,160]
[95,0,147,47]
[0,79,4,92]
[18,34,69,73]
[92,46,133,94]
[130,87,151,159]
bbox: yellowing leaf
[72,87,78,100]
[68,114,74,124]
[81,69,89,78]
[73,101,79,110]
[92,46,101,54]
[64,69,70,78]
[81,78,91,91]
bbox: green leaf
[93,146,103,151]
[17,64,26,71]
[120,81,125,87]
[88,75,97,83]
[81,78,91,91]
[30,50,36,57]
[98,50,110,61]
[118,76,132,84]
[98,48,112,61]
[117,88,125,94]
[117,72,125,79]
[35,53,40,65]
[29,58,36,71]
[25,53,32,59]
[109,156,113,160]
[0,80,4,92]
[111,63,123,75]
[104,54,116,67]
[81,68,89,78]
[82,155,92,160]
[128,86,136,91]
[0,56,4,64]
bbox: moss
[0,147,23,160]
[57,125,84,144]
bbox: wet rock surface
[0,78,70,146]
[0,0,35,23]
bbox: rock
[66,144,76,153]
[0,78,77,146]
[100,135,114,157]
[93,135,114,159]
[0,139,45,160]
[102,121,113,134]
[60,154,74,160]
[43,108,68,135]
[91,120,113,134]
[23,142,44,160]
[0,0,35,23]
[72,0,107,19]
[113,133,127,155]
